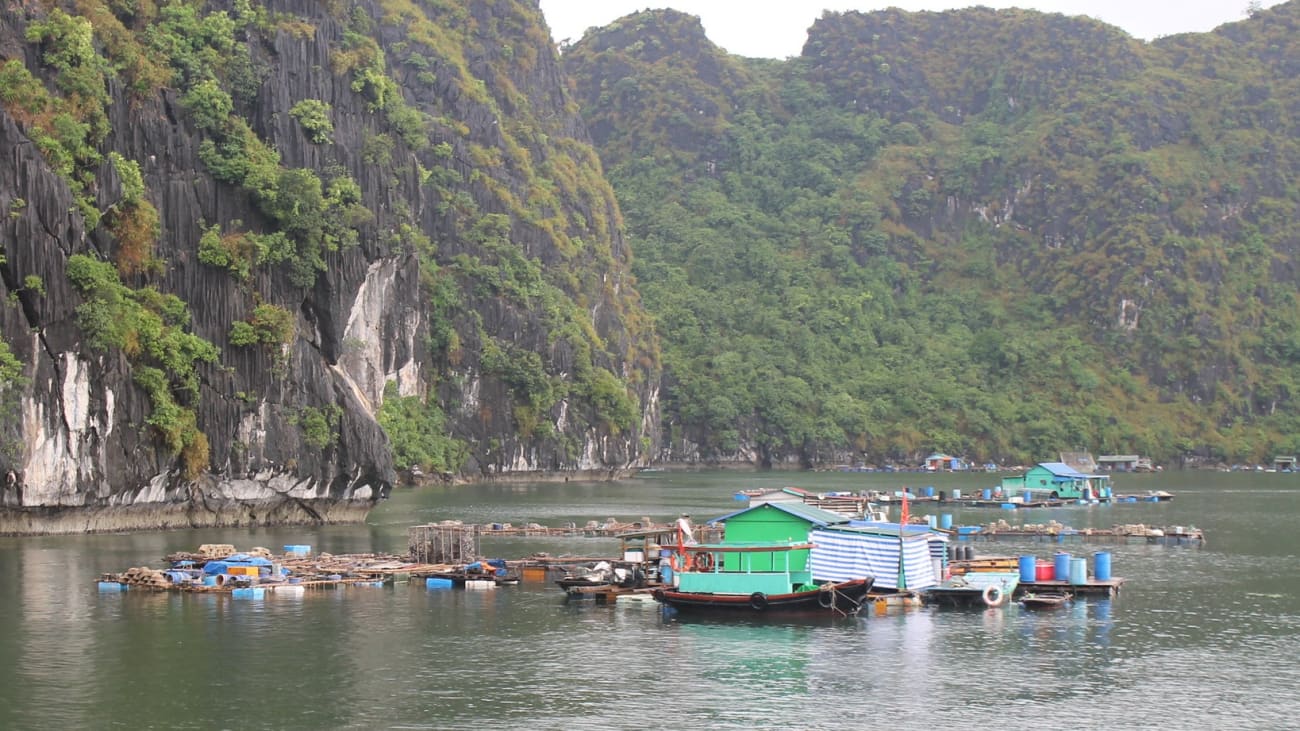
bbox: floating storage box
[1035,561,1054,581]
[465,579,496,590]
[232,587,266,599]
[952,488,961,499]
[1000,503,1017,510]
[283,545,312,556]
[275,585,305,597]
[226,566,259,577]
[426,578,454,590]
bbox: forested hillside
[564,4,1300,467]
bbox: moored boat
[654,578,873,615]
[652,540,873,616]
[1019,592,1071,610]
[922,570,1018,608]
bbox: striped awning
[809,529,938,590]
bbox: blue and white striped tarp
[810,529,938,590]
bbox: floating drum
[426,578,454,590]
[952,488,962,499]
[1036,561,1054,581]
[1093,551,1112,581]
[924,486,935,497]
[97,581,124,593]
[1069,557,1087,585]
[1054,552,1072,581]
[1018,555,1036,584]
[939,514,953,530]
[982,488,992,500]
[1001,503,1017,510]
[1024,490,1033,502]
[926,515,937,528]
[202,575,218,587]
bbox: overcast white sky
[538,1,1283,58]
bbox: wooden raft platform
[1014,578,1125,598]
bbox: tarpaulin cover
[810,529,938,590]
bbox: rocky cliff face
[0,0,658,534]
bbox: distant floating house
[1098,455,1156,472]
[923,453,969,471]
[1274,456,1297,472]
[1001,462,1112,500]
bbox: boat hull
[654,578,873,616]
[1019,593,1071,610]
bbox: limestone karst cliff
[0,0,658,534]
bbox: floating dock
[946,520,1204,546]
[100,543,519,594]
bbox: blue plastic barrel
[426,578,453,590]
[1023,490,1033,502]
[1093,551,1112,581]
[952,488,962,499]
[1069,557,1087,585]
[1018,555,1036,583]
[661,566,673,584]
[1001,503,1016,510]
[1054,552,1072,581]
[202,575,218,587]
[981,488,992,500]
[924,486,934,497]
[925,515,936,528]
[97,581,124,592]
[939,514,953,529]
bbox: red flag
[900,491,910,526]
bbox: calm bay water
[2,470,1298,730]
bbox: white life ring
[982,584,1003,607]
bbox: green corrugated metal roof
[707,501,850,527]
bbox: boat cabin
[1001,462,1112,500]
[676,503,851,594]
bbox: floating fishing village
[99,459,1201,617]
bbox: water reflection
[2,471,1300,729]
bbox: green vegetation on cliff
[0,0,659,486]
[565,5,1300,466]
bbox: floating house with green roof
[1000,462,1112,500]
[686,502,942,594]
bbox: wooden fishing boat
[1019,592,1071,610]
[654,578,873,615]
[922,571,1018,608]
[652,540,873,616]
